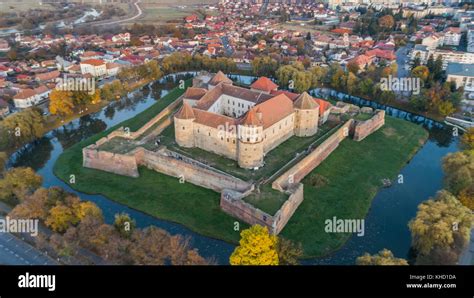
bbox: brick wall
[82,148,139,177]
[272,183,304,234]
[353,110,385,141]
[272,120,353,191]
[137,148,252,192]
[220,190,275,231]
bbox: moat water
[7,73,460,264]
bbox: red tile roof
[252,93,293,129]
[250,77,278,92]
[176,102,195,119]
[80,59,105,66]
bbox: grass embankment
[280,116,429,257]
[54,82,245,244]
[55,81,429,256]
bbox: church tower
[294,92,319,137]
[237,108,264,169]
[174,102,195,148]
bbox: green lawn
[243,184,289,215]
[279,116,429,257]
[54,79,429,258]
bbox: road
[0,232,57,265]
[92,0,143,26]
[395,44,413,78]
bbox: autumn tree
[49,89,75,116]
[356,249,408,265]
[458,188,474,211]
[378,15,395,30]
[408,190,473,265]
[1,108,45,147]
[114,212,136,238]
[252,56,279,77]
[0,152,7,173]
[0,167,42,203]
[75,201,103,222]
[438,101,456,116]
[277,238,303,265]
[230,225,279,265]
[46,203,80,233]
[9,187,50,220]
[442,151,473,195]
[460,127,474,150]
[411,65,430,83]
[346,60,359,74]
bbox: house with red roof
[80,59,107,77]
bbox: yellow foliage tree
[438,101,456,117]
[45,204,80,233]
[458,188,474,211]
[230,225,279,265]
[49,89,74,116]
[460,127,474,150]
[74,201,103,221]
[356,249,408,265]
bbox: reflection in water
[52,115,107,150]
[104,105,116,120]
[10,137,53,171]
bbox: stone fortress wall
[82,75,386,235]
[136,147,252,192]
[221,109,385,234]
[353,110,385,141]
[272,120,353,191]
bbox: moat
[7,73,460,264]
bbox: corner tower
[174,102,195,148]
[237,108,264,169]
[294,92,319,137]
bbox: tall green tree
[357,249,408,265]
[409,190,473,265]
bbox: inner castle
[175,71,331,168]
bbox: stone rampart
[137,148,251,192]
[272,120,353,191]
[352,110,385,141]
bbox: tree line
[0,166,211,265]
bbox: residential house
[446,62,474,100]
[80,59,107,77]
[13,86,50,109]
[443,27,462,46]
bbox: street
[0,232,57,265]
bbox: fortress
[175,72,331,168]
[82,71,385,234]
